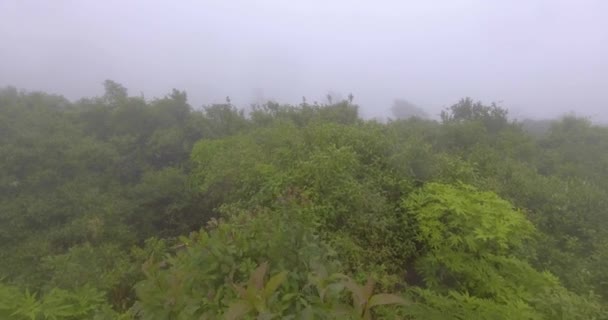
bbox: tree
[390,99,429,120]
[440,97,508,133]
[102,80,128,106]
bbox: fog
[1,0,607,120]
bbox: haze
[1,0,607,120]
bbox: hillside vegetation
[1,81,607,319]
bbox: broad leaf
[367,293,409,308]
[224,300,253,320]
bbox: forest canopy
[1,82,607,319]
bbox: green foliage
[404,183,549,299]
[133,206,334,319]
[2,83,608,318]
[189,122,419,277]
[133,206,408,319]
[0,282,126,319]
[250,99,360,127]
[404,288,542,320]
[441,97,509,133]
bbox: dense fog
[1,0,607,120]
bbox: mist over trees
[390,99,429,120]
[1,82,608,319]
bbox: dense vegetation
[1,81,607,319]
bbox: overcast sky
[1,0,607,120]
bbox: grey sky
[1,0,607,120]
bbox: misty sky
[1,0,607,120]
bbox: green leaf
[343,278,365,308]
[361,277,376,302]
[367,293,409,308]
[263,271,287,298]
[249,262,269,291]
[233,284,247,299]
[223,300,253,320]
[299,306,315,320]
